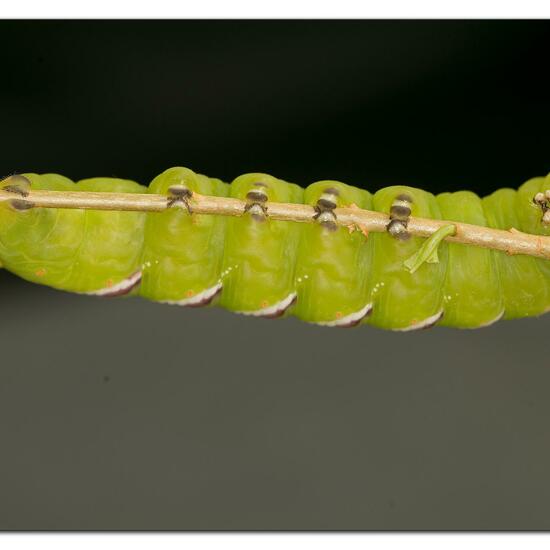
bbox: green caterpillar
[0,166,549,330]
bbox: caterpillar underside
[1,167,549,330]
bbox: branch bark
[0,188,549,261]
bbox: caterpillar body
[0,167,549,330]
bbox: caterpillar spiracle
[0,167,549,331]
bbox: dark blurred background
[2,20,550,191]
[0,20,550,530]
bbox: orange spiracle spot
[335,311,343,319]
[35,268,47,277]
[186,289,195,298]
[260,300,269,308]
[105,279,114,288]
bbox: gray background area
[1,270,549,530]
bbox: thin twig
[0,188,549,260]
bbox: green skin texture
[437,191,503,328]
[219,173,303,314]
[140,167,228,303]
[0,174,146,293]
[0,167,549,329]
[367,186,448,329]
[293,180,372,323]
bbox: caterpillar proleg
[0,166,549,330]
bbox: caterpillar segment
[219,173,303,318]
[436,191,504,328]
[483,189,548,320]
[294,181,373,327]
[140,167,228,307]
[0,173,146,295]
[0,167,549,330]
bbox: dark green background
[0,20,549,530]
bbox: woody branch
[0,187,549,261]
